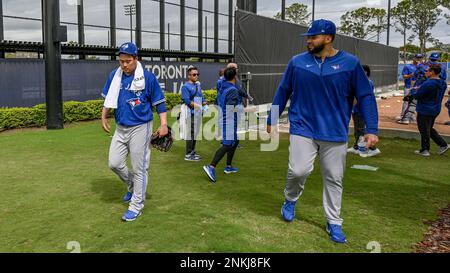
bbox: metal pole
[387,0,391,46]
[180,0,185,51]
[77,0,85,59]
[205,16,208,52]
[228,0,233,54]
[110,0,116,60]
[312,0,315,22]
[136,0,142,48]
[42,0,64,130]
[0,0,4,58]
[160,0,165,50]
[214,0,218,53]
[130,13,133,42]
[198,0,203,52]
[281,0,285,20]
[168,23,170,50]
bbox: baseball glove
[150,126,174,152]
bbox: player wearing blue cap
[398,53,423,124]
[101,42,168,222]
[267,19,379,244]
[427,53,447,81]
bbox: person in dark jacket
[411,65,449,156]
[203,67,241,183]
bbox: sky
[1,0,449,52]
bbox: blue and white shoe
[203,166,216,183]
[185,154,200,162]
[224,166,239,174]
[123,192,133,203]
[122,210,142,222]
[281,200,297,222]
[326,223,348,244]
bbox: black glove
[403,95,414,103]
[150,126,174,152]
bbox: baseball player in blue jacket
[101,42,168,222]
[267,20,379,243]
[203,67,241,182]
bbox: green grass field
[0,117,449,253]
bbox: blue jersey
[412,78,447,116]
[102,67,167,127]
[218,81,240,146]
[354,79,375,114]
[427,61,447,81]
[181,82,205,115]
[402,64,417,89]
[268,50,378,142]
[215,77,225,105]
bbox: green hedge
[0,90,217,132]
[165,89,217,110]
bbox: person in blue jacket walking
[411,64,449,157]
[203,67,241,183]
[267,19,379,244]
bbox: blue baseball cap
[414,53,424,59]
[301,19,336,36]
[429,53,440,61]
[118,42,138,56]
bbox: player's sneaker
[122,210,142,222]
[203,166,216,183]
[193,153,202,160]
[185,154,200,162]
[326,223,347,244]
[438,144,450,155]
[224,166,239,174]
[415,150,430,157]
[123,192,133,203]
[347,147,360,155]
[281,200,297,222]
[367,148,381,157]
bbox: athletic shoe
[122,210,142,222]
[203,166,217,183]
[367,148,381,157]
[347,147,360,155]
[397,120,410,125]
[438,144,450,155]
[123,192,133,203]
[415,150,430,157]
[185,154,200,162]
[326,223,348,244]
[281,200,297,222]
[395,116,402,121]
[193,153,202,160]
[224,166,239,174]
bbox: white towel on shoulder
[104,61,146,109]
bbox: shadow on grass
[90,177,153,205]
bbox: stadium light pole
[42,0,66,130]
[0,0,4,58]
[124,4,136,43]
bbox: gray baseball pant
[108,121,153,214]
[285,135,347,226]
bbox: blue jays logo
[331,65,341,70]
[127,98,142,110]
